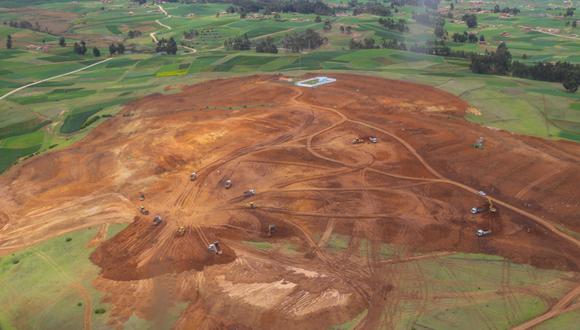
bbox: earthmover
[153,215,162,226]
[267,224,277,237]
[244,189,256,197]
[470,198,497,215]
[473,136,485,149]
[224,179,232,189]
[476,229,492,237]
[190,172,198,181]
[208,241,222,254]
[177,226,186,236]
[249,202,256,209]
[139,192,145,201]
[139,206,149,215]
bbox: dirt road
[0,58,112,101]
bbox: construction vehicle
[249,202,256,209]
[470,199,497,215]
[177,226,186,236]
[139,206,150,215]
[476,229,492,237]
[368,136,378,144]
[224,179,232,189]
[473,136,485,149]
[244,189,256,197]
[153,215,162,226]
[190,172,198,181]
[478,191,487,197]
[487,198,497,215]
[470,207,485,214]
[267,224,277,237]
[208,241,222,254]
[139,192,145,201]
[352,137,365,144]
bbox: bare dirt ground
[1,74,579,329]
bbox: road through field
[0,58,112,101]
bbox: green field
[1,0,579,174]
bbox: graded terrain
[1,74,579,329]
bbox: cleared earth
[1,74,579,329]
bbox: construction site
[1,74,580,329]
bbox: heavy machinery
[190,172,198,181]
[244,189,256,197]
[473,136,485,149]
[267,224,277,237]
[139,192,145,201]
[139,206,149,215]
[153,215,162,226]
[249,202,256,209]
[352,137,365,144]
[470,198,497,215]
[176,226,186,236]
[224,179,232,189]
[208,241,222,254]
[476,229,492,237]
[368,136,378,143]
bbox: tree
[255,37,278,53]
[563,78,579,93]
[59,36,66,47]
[450,3,454,10]
[166,38,177,55]
[92,47,101,57]
[463,14,478,28]
[6,34,12,49]
[117,43,125,54]
[479,34,485,42]
[573,20,578,28]
[315,16,322,23]
[109,43,117,55]
[434,18,446,39]
[79,40,87,55]
[73,42,81,54]
[323,20,332,31]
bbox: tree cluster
[128,30,142,38]
[451,31,480,43]
[378,18,409,32]
[255,37,278,53]
[6,34,12,49]
[218,0,334,16]
[183,29,199,39]
[155,37,178,54]
[565,8,575,17]
[463,14,478,28]
[493,5,521,15]
[352,3,392,16]
[469,43,580,92]
[349,37,407,50]
[109,42,126,55]
[73,41,88,55]
[281,29,326,52]
[224,34,251,50]
[470,43,511,74]
[339,25,353,34]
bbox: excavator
[470,198,497,215]
[176,226,186,236]
[208,241,223,255]
[267,224,277,237]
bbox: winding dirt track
[1,74,579,329]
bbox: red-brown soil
[1,74,579,329]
